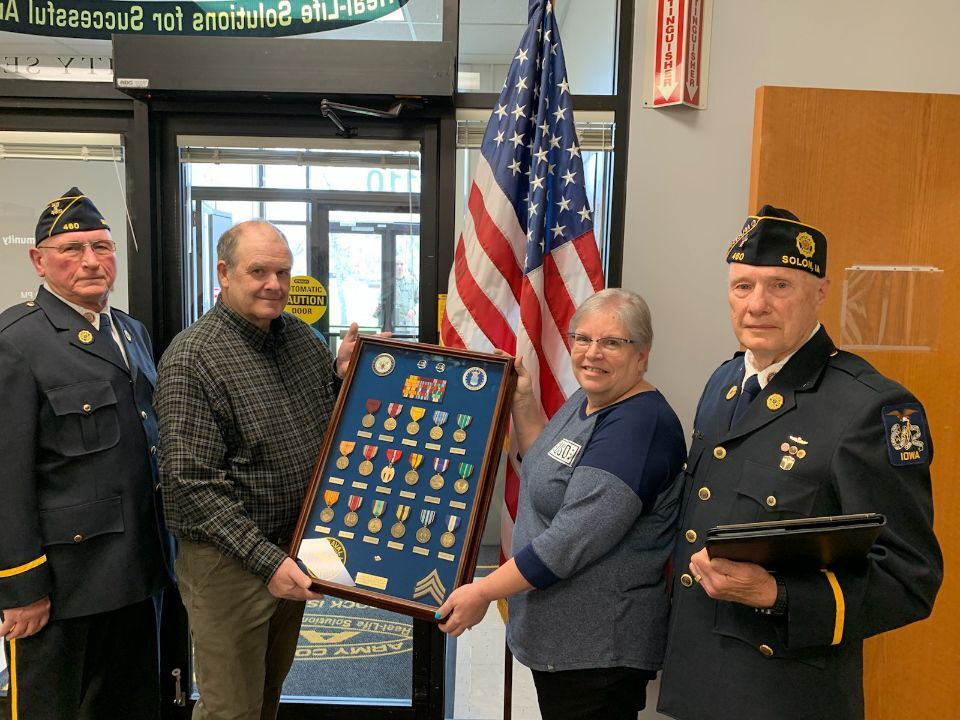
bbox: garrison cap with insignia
[726,204,827,277]
[35,186,111,244]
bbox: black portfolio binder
[705,513,886,570]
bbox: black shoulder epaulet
[721,350,745,367]
[827,350,896,394]
[0,301,42,333]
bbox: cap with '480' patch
[726,204,827,277]
[35,186,111,244]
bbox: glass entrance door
[172,136,439,718]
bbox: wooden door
[749,85,958,719]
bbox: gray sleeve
[527,466,642,581]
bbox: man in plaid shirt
[156,220,359,720]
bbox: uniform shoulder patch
[882,403,929,466]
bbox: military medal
[416,509,436,543]
[440,515,461,548]
[430,457,449,490]
[372,352,395,376]
[381,448,402,482]
[453,414,472,443]
[359,445,378,476]
[335,441,355,470]
[384,402,403,431]
[319,490,340,523]
[368,499,386,533]
[405,453,423,485]
[344,495,362,527]
[429,411,448,440]
[454,462,473,495]
[362,399,381,428]
[407,406,426,435]
[391,504,411,538]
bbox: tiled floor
[450,598,671,720]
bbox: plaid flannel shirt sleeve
[156,358,286,583]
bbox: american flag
[441,0,605,569]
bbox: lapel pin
[77,329,94,344]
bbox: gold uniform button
[73,534,84,543]
[685,529,698,543]
[766,495,777,507]
[680,573,694,588]
[698,487,711,501]
[140,410,148,420]
[82,403,92,413]
[759,644,774,657]
[713,447,727,460]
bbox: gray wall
[0,158,128,311]
[628,2,960,716]
[625,0,960,440]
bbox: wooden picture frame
[291,337,516,620]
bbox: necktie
[730,374,761,427]
[96,313,124,364]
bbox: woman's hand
[436,582,492,637]
[494,350,544,456]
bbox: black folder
[705,513,886,570]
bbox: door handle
[172,668,186,706]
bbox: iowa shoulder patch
[882,403,928,466]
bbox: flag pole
[504,643,513,720]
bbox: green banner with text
[0,0,410,39]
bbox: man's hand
[436,582,492,637]
[0,596,51,639]
[267,558,325,602]
[689,547,778,608]
[335,322,360,379]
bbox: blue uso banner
[0,0,410,38]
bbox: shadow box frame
[291,336,516,621]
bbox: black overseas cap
[725,204,827,277]
[35,187,110,244]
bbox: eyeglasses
[566,333,635,352]
[37,240,116,259]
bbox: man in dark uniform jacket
[0,188,170,719]
[657,206,942,720]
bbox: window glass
[455,117,615,273]
[263,165,308,190]
[190,163,259,188]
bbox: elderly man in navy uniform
[0,188,169,719]
[657,206,943,720]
